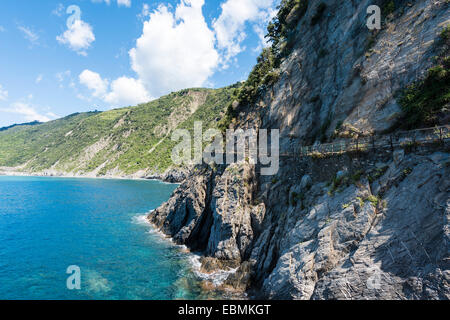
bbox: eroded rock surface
[148,0,450,299]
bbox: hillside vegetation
[0,86,237,177]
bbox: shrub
[398,22,449,129]
[356,197,364,208]
[367,195,380,206]
[329,174,349,195]
[236,48,278,107]
[266,0,309,59]
[441,24,450,41]
[399,62,450,129]
[383,0,395,16]
[351,170,364,183]
[368,166,388,183]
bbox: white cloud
[0,84,8,101]
[18,25,40,45]
[35,74,43,84]
[0,102,56,123]
[138,3,150,19]
[79,70,150,107]
[56,19,95,56]
[55,70,72,88]
[129,0,219,97]
[79,70,108,98]
[213,0,276,66]
[91,0,131,7]
[46,112,59,118]
[117,0,131,7]
[78,0,276,107]
[52,3,65,16]
[91,0,111,5]
[105,77,150,106]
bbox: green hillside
[0,86,238,177]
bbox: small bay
[0,176,213,300]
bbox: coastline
[0,171,161,182]
[144,213,247,299]
[137,212,246,299]
[0,166,186,184]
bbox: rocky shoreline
[146,0,450,299]
[147,149,449,299]
[0,166,189,183]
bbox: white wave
[188,254,238,287]
[131,214,151,226]
[136,213,237,288]
[84,270,112,293]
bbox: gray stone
[393,149,405,166]
[336,169,348,180]
[300,175,312,190]
[148,0,450,299]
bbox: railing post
[440,127,443,142]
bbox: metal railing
[298,125,450,157]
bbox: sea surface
[0,176,216,300]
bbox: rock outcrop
[149,0,450,299]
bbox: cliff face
[149,0,450,299]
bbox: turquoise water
[0,176,209,300]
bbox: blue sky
[0,0,278,127]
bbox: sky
[0,0,279,127]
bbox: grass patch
[368,166,389,183]
[367,195,380,207]
[403,167,413,175]
[342,202,351,209]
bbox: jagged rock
[148,0,450,299]
[199,257,240,274]
[148,163,265,262]
[300,175,312,190]
[161,168,188,183]
[223,261,254,291]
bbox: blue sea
[0,176,214,300]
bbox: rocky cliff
[149,0,450,299]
